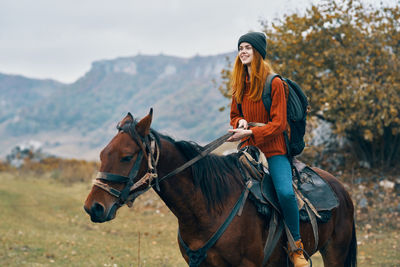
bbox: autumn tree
[219,0,400,168]
[216,56,233,111]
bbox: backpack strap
[264,74,294,160]
[237,102,243,117]
[262,73,282,115]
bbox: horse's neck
[154,139,232,228]
[154,140,201,220]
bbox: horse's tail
[344,221,357,267]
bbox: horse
[84,110,357,267]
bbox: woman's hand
[227,128,253,142]
[238,119,248,129]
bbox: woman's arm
[250,78,287,145]
[228,96,251,142]
[230,97,245,129]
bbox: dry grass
[0,169,398,266]
[3,158,98,184]
[0,172,185,266]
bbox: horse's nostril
[91,202,105,218]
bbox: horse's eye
[121,155,133,162]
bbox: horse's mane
[154,130,243,211]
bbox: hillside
[0,73,65,124]
[0,53,236,159]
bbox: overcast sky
[0,0,390,83]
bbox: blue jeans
[267,155,300,241]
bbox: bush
[218,0,400,169]
[261,0,400,168]
[20,157,99,184]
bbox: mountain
[0,53,236,159]
[0,73,65,125]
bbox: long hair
[231,49,274,103]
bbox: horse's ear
[136,108,153,137]
[119,112,134,127]
[121,112,134,123]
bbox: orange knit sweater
[230,77,288,158]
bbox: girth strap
[262,211,284,266]
[292,181,320,253]
[305,204,319,253]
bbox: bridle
[92,118,234,208]
[92,120,160,207]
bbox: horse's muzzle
[84,202,117,223]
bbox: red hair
[231,49,274,103]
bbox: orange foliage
[0,160,13,172]
[17,157,99,184]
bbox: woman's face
[238,42,254,66]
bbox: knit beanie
[237,32,267,59]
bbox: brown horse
[84,110,357,267]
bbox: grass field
[0,173,399,266]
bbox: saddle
[238,146,339,220]
[238,146,339,260]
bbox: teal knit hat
[238,32,267,59]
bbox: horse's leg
[309,168,357,267]
[319,220,356,267]
[318,196,356,266]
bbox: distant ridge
[0,52,236,159]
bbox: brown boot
[288,240,310,267]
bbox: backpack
[237,74,309,157]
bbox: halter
[92,120,160,207]
[92,118,234,207]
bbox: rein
[157,131,233,184]
[92,120,234,206]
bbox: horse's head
[84,109,158,223]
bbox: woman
[227,32,309,267]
